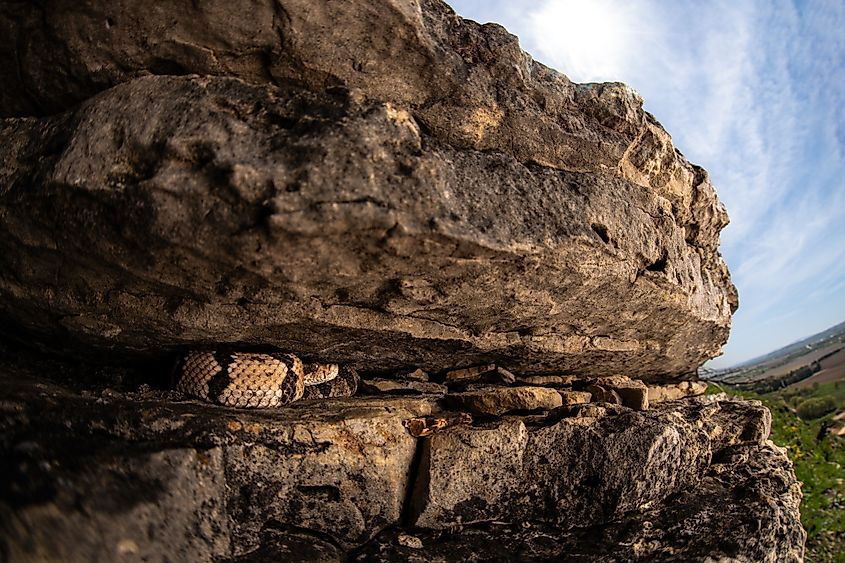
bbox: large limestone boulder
[0,0,735,379]
[1,74,730,379]
[411,395,771,528]
[0,0,737,269]
[362,442,805,562]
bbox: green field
[709,380,845,562]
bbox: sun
[528,0,637,83]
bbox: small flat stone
[647,381,708,403]
[359,379,447,395]
[445,387,563,416]
[519,375,577,387]
[404,368,430,382]
[559,390,592,406]
[446,364,498,383]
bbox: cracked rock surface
[0,354,804,562]
[2,74,729,379]
[0,0,735,379]
[359,442,805,562]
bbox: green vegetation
[796,396,838,420]
[709,380,845,562]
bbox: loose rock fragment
[404,413,473,437]
[519,375,577,387]
[359,379,447,395]
[404,369,430,382]
[446,365,498,383]
[445,387,563,416]
[559,390,593,406]
[647,381,708,403]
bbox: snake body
[175,351,359,408]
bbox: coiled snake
[175,351,359,408]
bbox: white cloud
[527,0,650,83]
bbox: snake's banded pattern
[175,351,358,407]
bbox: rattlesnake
[175,351,359,408]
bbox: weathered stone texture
[224,412,417,551]
[359,442,805,562]
[1,74,729,379]
[0,360,804,561]
[0,0,798,559]
[0,364,429,557]
[1,447,230,563]
[411,394,770,529]
[0,0,737,379]
[0,0,738,275]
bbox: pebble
[397,533,423,549]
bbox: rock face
[0,362,429,558]
[362,442,805,562]
[0,0,735,379]
[411,395,771,529]
[0,1,802,561]
[0,358,804,561]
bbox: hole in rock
[645,250,669,273]
[148,57,191,76]
[685,223,700,245]
[266,111,299,130]
[591,223,610,244]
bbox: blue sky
[448,0,845,367]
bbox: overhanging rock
[0,0,736,380]
[2,75,731,379]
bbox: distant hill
[734,320,845,369]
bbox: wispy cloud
[449,0,845,365]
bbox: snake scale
[175,351,359,408]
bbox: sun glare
[528,0,637,83]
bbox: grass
[708,380,845,562]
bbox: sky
[448,0,845,368]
